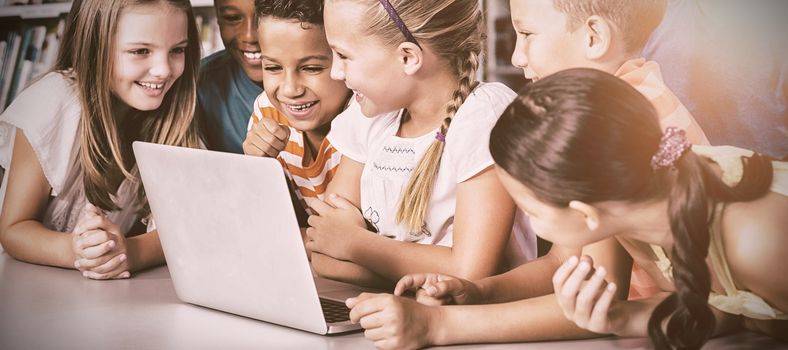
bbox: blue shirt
[197,50,263,154]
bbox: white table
[0,252,782,349]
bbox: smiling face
[509,0,588,81]
[258,16,350,131]
[111,3,187,111]
[215,0,263,83]
[323,0,411,117]
[496,166,608,248]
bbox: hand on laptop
[305,194,367,261]
[243,117,290,158]
[394,273,482,306]
[71,203,130,280]
[346,292,441,350]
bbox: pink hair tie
[651,127,691,170]
[435,131,446,142]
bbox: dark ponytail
[490,68,774,349]
[649,151,772,350]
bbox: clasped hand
[70,203,130,280]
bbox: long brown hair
[332,0,483,233]
[490,68,773,349]
[54,0,202,216]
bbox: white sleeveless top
[0,71,141,234]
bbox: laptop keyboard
[319,298,351,323]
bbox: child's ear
[582,15,612,60]
[568,200,601,231]
[397,42,423,76]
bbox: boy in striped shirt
[243,0,352,217]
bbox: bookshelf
[0,0,213,19]
[0,2,71,19]
[0,0,219,111]
[482,0,527,90]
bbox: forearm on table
[476,252,564,303]
[433,294,604,345]
[612,293,669,338]
[127,230,165,272]
[349,231,498,281]
[0,220,76,269]
[311,252,394,290]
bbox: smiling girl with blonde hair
[304,0,535,291]
[0,0,201,280]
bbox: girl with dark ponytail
[489,68,787,349]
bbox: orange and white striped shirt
[249,93,341,209]
[616,58,710,145]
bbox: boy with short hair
[198,0,264,153]
[511,0,709,145]
[243,0,352,217]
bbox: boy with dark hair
[198,0,264,153]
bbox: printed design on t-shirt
[372,164,414,173]
[382,146,416,155]
[363,206,386,236]
[372,141,418,178]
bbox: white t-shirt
[0,71,142,234]
[327,82,536,266]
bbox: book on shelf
[0,18,63,111]
[0,0,69,5]
[0,31,21,110]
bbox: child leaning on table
[0,0,202,280]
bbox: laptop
[133,141,370,335]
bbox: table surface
[0,252,784,350]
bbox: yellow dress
[648,145,788,320]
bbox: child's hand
[71,204,130,280]
[243,117,290,158]
[346,293,441,350]
[394,273,481,306]
[305,194,366,261]
[553,255,622,335]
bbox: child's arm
[398,238,629,305]
[347,292,615,348]
[0,130,75,268]
[482,239,631,303]
[310,166,518,281]
[311,252,394,290]
[0,130,164,276]
[324,155,363,207]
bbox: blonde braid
[395,49,480,234]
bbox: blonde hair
[553,0,667,52]
[342,0,483,233]
[54,0,202,216]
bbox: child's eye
[130,48,150,55]
[518,31,533,38]
[303,66,325,73]
[170,47,186,54]
[220,14,243,23]
[334,52,348,60]
[263,65,282,73]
